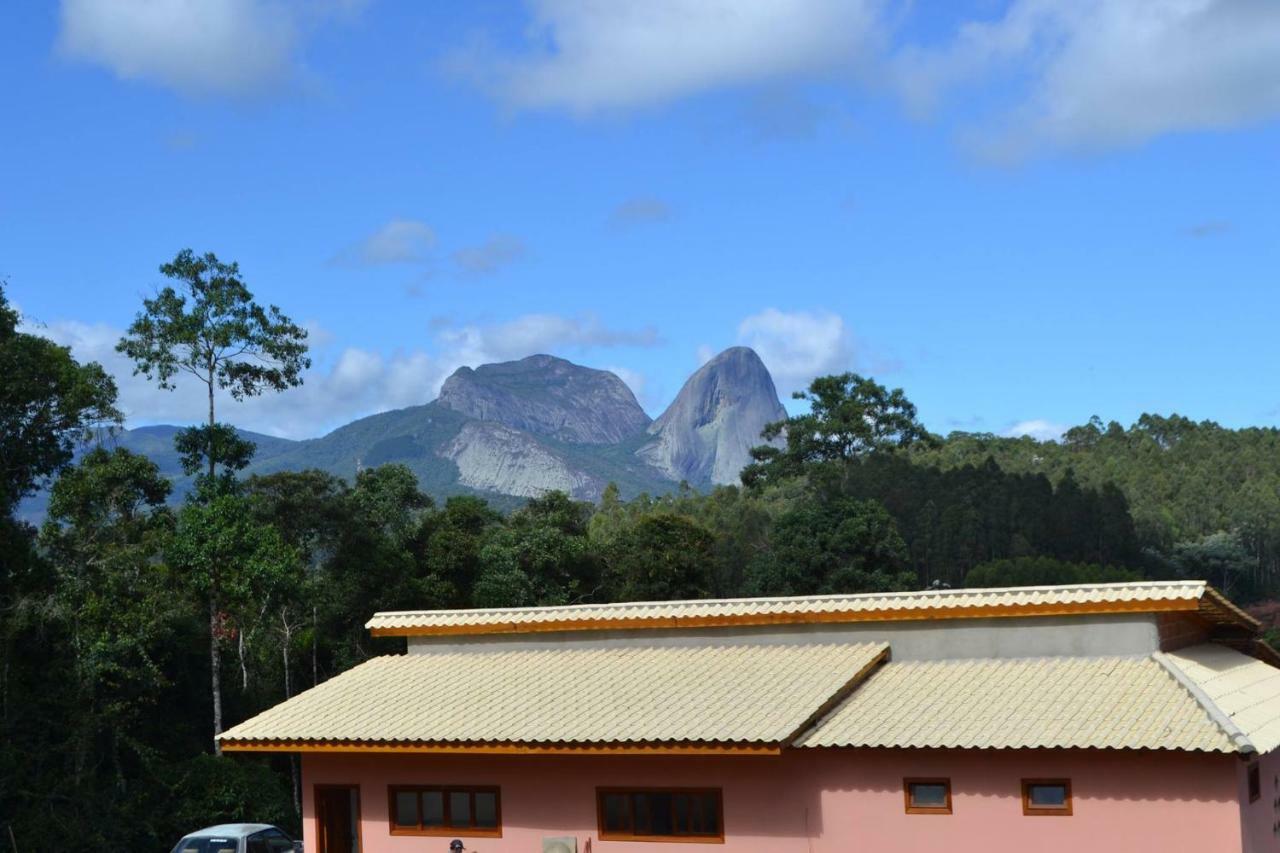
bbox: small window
[1249,763,1261,803]
[389,786,501,836]
[597,788,723,842]
[904,778,951,815]
[1022,779,1072,816]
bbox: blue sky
[2,1,1278,440]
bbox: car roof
[186,824,278,839]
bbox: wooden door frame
[315,783,363,853]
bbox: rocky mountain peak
[437,354,651,445]
[637,346,786,485]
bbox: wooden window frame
[1021,779,1073,816]
[388,785,503,837]
[903,778,952,815]
[596,787,725,844]
[1248,763,1261,803]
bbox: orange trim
[904,778,952,815]
[1021,779,1073,816]
[389,785,503,838]
[221,739,782,756]
[370,597,1200,638]
[597,787,725,844]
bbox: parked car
[170,823,301,853]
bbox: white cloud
[452,235,527,276]
[610,197,672,226]
[735,308,852,394]
[331,219,437,267]
[56,0,358,96]
[604,365,651,407]
[1005,419,1068,442]
[25,310,661,439]
[438,313,660,364]
[454,0,885,113]
[896,0,1280,156]
[26,316,448,439]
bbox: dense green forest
[3,266,1278,849]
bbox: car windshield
[172,836,239,853]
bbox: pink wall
[1240,748,1280,852]
[302,747,1243,853]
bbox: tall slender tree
[116,250,309,488]
[116,250,309,750]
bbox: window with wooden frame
[1021,779,1072,816]
[597,788,723,843]
[1249,763,1261,803]
[388,786,501,836]
[903,778,951,815]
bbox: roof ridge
[370,580,1206,620]
[1152,650,1255,755]
[781,644,890,747]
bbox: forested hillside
[923,415,1280,599]
[4,274,1278,848]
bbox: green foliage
[163,754,295,838]
[965,556,1143,588]
[834,455,1140,587]
[417,495,504,607]
[176,422,257,495]
[603,513,715,601]
[746,493,913,595]
[116,249,310,402]
[923,414,1280,598]
[0,282,120,513]
[1160,531,1257,601]
[743,372,935,488]
[474,491,600,607]
[169,495,298,607]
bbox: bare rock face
[437,354,651,445]
[438,421,606,500]
[637,347,786,486]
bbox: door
[316,785,361,853]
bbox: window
[389,786,501,836]
[246,829,294,853]
[904,778,951,815]
[1249,763,1261,803]
[171,839,237,853]
[597,788,723,843]
[1022,779,1072,816]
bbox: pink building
[222,581,1280,853]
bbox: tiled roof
[219,641,887,748]
[796,650,1239,753]
[366,581,1254,637]
[1162,644,1280,754]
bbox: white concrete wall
[407,613,1161,662]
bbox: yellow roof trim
[220,740,782,756]
[368,581,1251,638]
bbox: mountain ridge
[20,347,786,519]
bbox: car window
[172,837,239,853]
[247,830,294,852]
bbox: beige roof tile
[1162,644,1280,754]
[220,641,887,747]
[796,652,1238,753]
[367,581,1252,637]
